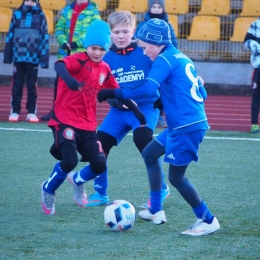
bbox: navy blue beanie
[83,20,111,51]
[137,18,171,46]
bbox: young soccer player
[40,20,145,215]
[97,19,220,236]
[135,0,178,128]
[3,0,49,123]
[85,11,170,207]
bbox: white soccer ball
[104,200,136,231]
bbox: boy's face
[138,40,163,61]
[86,46,106,62]
[150,4,163,14]
[24,0,37,6]
[110,23,135,49]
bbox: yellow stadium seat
[230,17,257,42]
[43,9,54,34]
[0,0,20,8]
[198,0,230,16]
[0,7,12,32]
[95,0,107,12]
[187,16,220,41]
[116,0,147,13]
[40,0,66,11]
[165,0,189,14]
[168,15,178,37]
[240,0,260,17]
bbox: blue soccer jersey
[115,44,209,135]
[103,44,159,108]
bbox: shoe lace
[188,219,204,231]
[44,192,55,208]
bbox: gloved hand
[69,42,78,49]
[97,89,115,102]
[62,43,71,50]
[153,97,163,110]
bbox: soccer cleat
[250,124,259,134]
[157,116,168,128]
[181,217,220,236]
[26,113,39,123]
[67,172,87,208]
[138,209,166,225]
[85,193,109,207]
[41,182,56,215]
[140,184,170,209]
[9,113,19,122]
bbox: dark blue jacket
[4,4,49,68]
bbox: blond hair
[107,11,136,30]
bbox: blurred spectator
[244,17,260,134]
[4,0,49,123]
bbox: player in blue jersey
[85,11,170,207]
[97,18,220,236]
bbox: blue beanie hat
[137,18,171,46]
[83,20,111,51]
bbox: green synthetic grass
[0,122,259,259]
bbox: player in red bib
[41,20,146,215]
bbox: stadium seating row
[0,0,66,10]
[0,0,259,16]
[108,0,260,17]
[0,5,257,42]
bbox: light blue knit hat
[137,18,171,45]
[83,20,111,51]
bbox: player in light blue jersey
[85,11,170,207]
[97,18,220,236]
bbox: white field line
[0,127,260,141]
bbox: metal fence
[0,0,256,62]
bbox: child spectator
[97,18,220,236]
[135,0,178,128]
[40,20,145,215]
[85,11,170,207]
[244,18,260,134]
[3,0,49,123]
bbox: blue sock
[43,162,67,194]
[161,171,167,190]
[94,168,108,196]
[159,159,167,190]
[149,190,162,214]
[73,165,98,185]
[192,201,214,224]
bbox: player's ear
[132,28,136,37]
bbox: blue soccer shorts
[155,128,206,166]
[98,106,159,145]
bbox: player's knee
[168,165,188,188]
[60,157,78,173]
[90,161,107,174]
[97,131,116,156]
[133,127,153,153]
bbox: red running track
[0,86,252,132]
